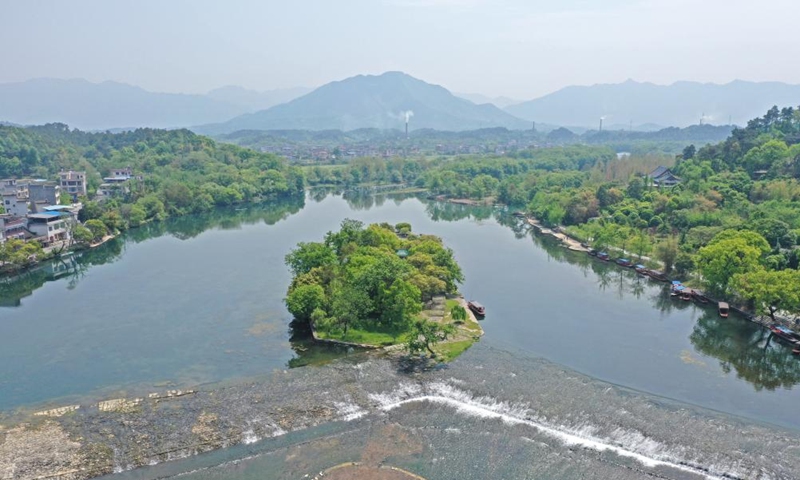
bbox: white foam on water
[370,381,730,480]
[242,429,259,444]
[334,400,367,421]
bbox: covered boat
[647,270,670,282]
[718,302,729,318]
[467,301,486,317]
[616,258,633,267]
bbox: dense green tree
[84,219,108,242]
[733,269,800,321]
[285,242,337,276]
[654,237,679,274]
[71,224,94,245]
[285,284,327,323]
[0,238,43,269]
[696,230,768,294]
[406,319,455,357]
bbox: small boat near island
[718,302,729,318]
[467,301,486,317]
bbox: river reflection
[1,192,799,423]
[690,310,800,391]
[0,197,304,307]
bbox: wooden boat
[692,290,710,304]
[671,285,692,300]
[467,301,486,317]
[597,252,610,261]
[587,249,598,257]
[616,258,633,267]
[718,302,729,318]
[647,270,670,282]
[634,264,648,274]
[769,324,800,345]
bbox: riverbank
[522,211,800,354]
[310,295,484,362]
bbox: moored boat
[616,258,633,267]
[597,252,610,261]
[634,264,648,274]
[718,302,729,318]
[467,301,485,317]
[691,289,710,304]
[647,270,669,282]
[769,324,800,345]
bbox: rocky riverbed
[2,343,800,480]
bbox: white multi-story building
[27,212,70,245]
[60,170,88,198]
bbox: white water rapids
[369,381,743,480]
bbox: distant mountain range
[194,72,531,134]
[455,93,521,109]
[2,76,798,133]
[0,79,309,131]
[505,79,800,128]
[206,85,312,112]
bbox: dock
[525,218,589,252]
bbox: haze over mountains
[506,79,800,128]
[0,79,309,131]
[195,72,530,134]
[1,74,798,133]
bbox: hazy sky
[3,0,800,99]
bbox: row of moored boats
[588,248,800,355]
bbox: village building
[96,167,139,201]
[2,190,29,217]
[0,215,29,244]
[26,180,61,205]
[60,170,88,199]
[26,212,71,246]
[649,166,682,188]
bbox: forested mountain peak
[193,72,530,134]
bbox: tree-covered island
[284,219,482,360]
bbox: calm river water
[2,192,800,478]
